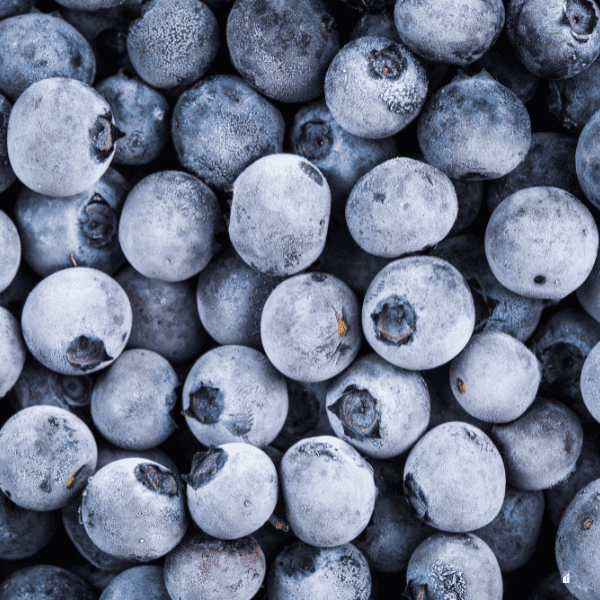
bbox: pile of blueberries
[5,0,600,598]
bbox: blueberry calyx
[79,195,118,249]
[563,0,598,41]
[539,342,584,387]
[183,447,227,490]
[403,472,433,525]
[371,296,416,346]
[66,336,113,372]
[66,465,85,490]
[267,513,291,533]
[328,385,381,440]
[57,375,93,407]
[134,463,182,497]
[402,580,429,600]
[294,120,332,160]
[90,114,125,162]
[278,544,321,577]
[368,44,406,81]
[320,14,336,33]
[182,384,224,424]
[297,441,338,460]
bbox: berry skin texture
[580,341,600,423]
[98,566,171,600]
[0,306,26,399]
[0,210,20,295]
[576,108,600,211]
[0,93,17,194]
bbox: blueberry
[226,0,339,103]
[115,265,206,363]
[94,442,180,475]
[403,422,506,532]
[98,566,170,600]
[0,307,26,399]
[81,458,188,561]
[261,272,362,383]
[268,541,372,600]
[325,352,430,458]
[0,0,34,19]
[182,344,289,447]
[280,435,377,547]
[14,168,129,277]
[393,0,504,65]
[0,13,96,103]
[580,342,600,423]
[164,529,266,600]
[449,331,541,423]
[417,71,531,180]
[324,36,428,139]
[228,154,330,276]
[485,186,599,300]
[55,0,138,7]
[0,93,17,194]
[0,210,20,294]
[7,77,122,198]
[21,267,132,376]
[172,74,285,192]
[575,108,600,211]
[0,405,97,511]
[345,157,457,258]
[489,398,584,490]
[506,0,600,80]
[90,349,179,451]
[118,170,222,282]
[127,0,219,90]
[183,443,278,539]
[362,256,475,371]
[405,532,503,600]
[95,71,169,166]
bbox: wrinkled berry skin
[0,94,17,194]
[325,36,428,139]
[0,307,27,399]
[0,210,20,294]
[226,0,339,103]
[418,71,531,180]
[393,0,504,65]
[576,109,600,210]
[99,566,171,600]
[506,0,600,80]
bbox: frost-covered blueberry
[7,77,122,197]
[580,341,600,423]
[14,168,129,277]
[325,353,430,458]
[0,306,26,399]
[226,0,339,103]
[0,93,16,194]
[489,398,584,490]
[280,435,377,547]
[21,267,132,376]
[418,71,531,180]
[261,272,362,383]
[0,0,34,19]
[506,0,600,80]
[0,405,97,511]
[182,345,288,447]
[55,0,141,7]
[118,170,222,282]
[324,36,427,139]
[405,532,503,600]
[362,256,475,371]
[345,157,457,257]
[81,458,188,561]
[95,71,169,166]
[576,108,600,211]
[229,154,330,276]
[183,443,278,539]
[393,0,504,65]
[403,422,506,532]
[99,566,170,600]
[485,187,599,300]
[449,331,541,423]
[172,75,285,192]
[127,0,219,90]
[268,541,371,600]
[0,210,20,294]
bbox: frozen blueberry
[0,0,34,19]
[81,458,188,561]
[98,566,169,600]
[0,307,26,399]
[227,0,339,103]
[393,0,504,65]
[485,187,599,300]
[55,0,141,7]
[127,0,219,90]
[580,342,600,423]
[529,572,578,600]
[345,157,457,257]
[555,477,600,600]
[91,349,179,450]
[325,353,430,458]
[403,422,506,532]
[172,75,285,192]
[14,167,129,277]
[268,541,371,600]
[163,529,266,600]
[0,405,97,511]
[7,77,122,197]
[506,0,600,80]
[0,93,17,194]
[229,154,330,276]
[418,71,531,180]
[21,267,132,376]
[196,247,284,349]
[95,71,169,166]
[182,344,288,447]
[115,265,206,363]
[118,170,222,282]
[183,443,278,539]
[575,108,600,211]
[0,210,20,294]
[489,398,584,490]
[324,36,427,139]
[0,13,95,103]
[281,435,376,547]
[362,256,475,371]
[449,331,541,423]
[261,272,362,383]
[405,532,503,600]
